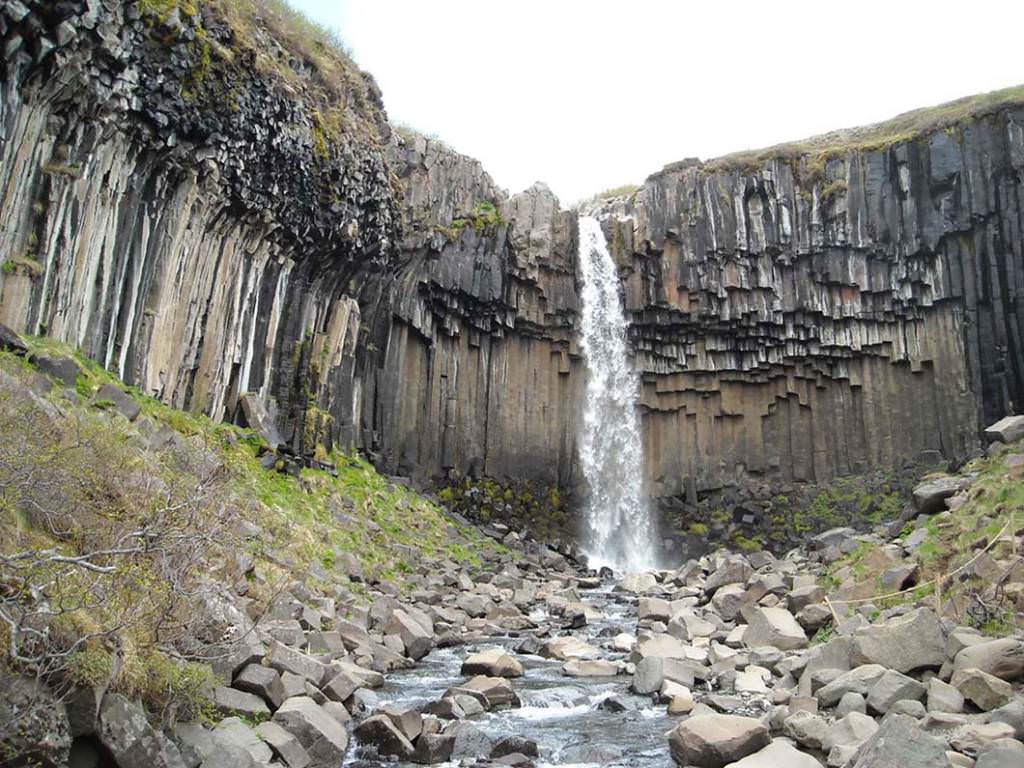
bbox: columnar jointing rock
[576,215,657,571]
[3,0,1024,526]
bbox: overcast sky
[293,0,1023,203]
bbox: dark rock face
[597,112,1024,498]
[2,1,1023,532]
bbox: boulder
[234,664,287,709]
[668,714,770,767]
[353,714,416,760]
[783,710,829,750]
[445,721,493,760]
[722,739,822,767]
[563,659,619,677]
[449,675,520,709]
[266,640,328,686]
[849,608,945,673]
[271,696,349,767]
[413,732,455,764]
[212,686,270,718]
[385,609,434,660]
[952,638,1024,682]
[491,736,539,759]
[540,636,601,661]
[816,665,887,707]
[984,415,1024,444]
[255,721,311,768]
[742,607,807,651]
[705,558,753,594]
[865,669,926,714]
[951,667,1013,711]
[94,383,141,421]
[912,476,968,514]
[213,718,273,764]
[619,572,658,593]
[849,714,951,768]
[927,677,964,713]
[461,648,524,678]
[99,694,185,768]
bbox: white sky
[293,0,1024,204]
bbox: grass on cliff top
[700,83,1024,175]
[137,0,381,144]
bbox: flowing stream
[345,584,675,767]
[576,215,657,572]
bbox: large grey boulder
[234,664,286,709]
[213,717,273,764]
[952,638,1024,682]
[865,669,926,714]
[816,664,887,707]
[0,676,71,767]
[271,696,348,767]
[445,721,494,760]
[984,415,1024,443]
[912,476,968,514]
[822,711,878,765]
[266,640,328,686]
[850,714,951,768]
[951,667,1013,711]
[668,714,770,767]
[927,677,965,713]
[540,636,601,661]
[849,608,945,673]
[742,607,807,651]
[255,721,311,768]
[99,694,186,768]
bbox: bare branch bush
[0,379,244,730]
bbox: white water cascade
[576,215,657,572]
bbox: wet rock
[540,636,601,661]
[446,721,494,760]
[353,714,416,760]
[413,732,456,764]
[491,736,539,759]
[461,648,524,678]
[562,659,620,677]
[668,713,770,767]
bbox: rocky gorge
[3,1,1024,548]
[1,1,1024,766]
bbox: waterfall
[576,215,657,572]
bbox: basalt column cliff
[1,1,1022,517]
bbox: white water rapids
[576,215,657,572]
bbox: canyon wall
[599,112,1024,499]
[1,1,1022,519]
